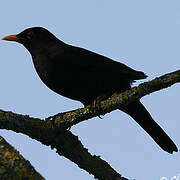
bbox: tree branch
[0,70,179,179]
[0,135,44,180]
[0,111,127,180]
[46,69,180,129]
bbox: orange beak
[2,35,19,42]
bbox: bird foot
[92,95,108,119]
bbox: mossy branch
[46,69,180,129]
[0,135,44,180]
[0,70,179,180]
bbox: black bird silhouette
[2,27,178,153]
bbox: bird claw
[91,95,107,119]
[92,96,102,110]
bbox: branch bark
[0,135,44,180]
[46,69,180,129]
[0,70,179,179]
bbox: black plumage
[2,27,178,153]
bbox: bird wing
[60,45,147,82]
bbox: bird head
[2,27,57,51]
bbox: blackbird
[2,27,177,153]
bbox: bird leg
[92,94,111,119]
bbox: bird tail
[120,100,178,153]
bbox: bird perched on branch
[2,27,178,153]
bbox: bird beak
[2,35,19,42]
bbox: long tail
[120,100,178,153]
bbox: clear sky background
[0,1,180,180]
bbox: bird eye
[26,31,34,40]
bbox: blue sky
[0,1,180,179]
